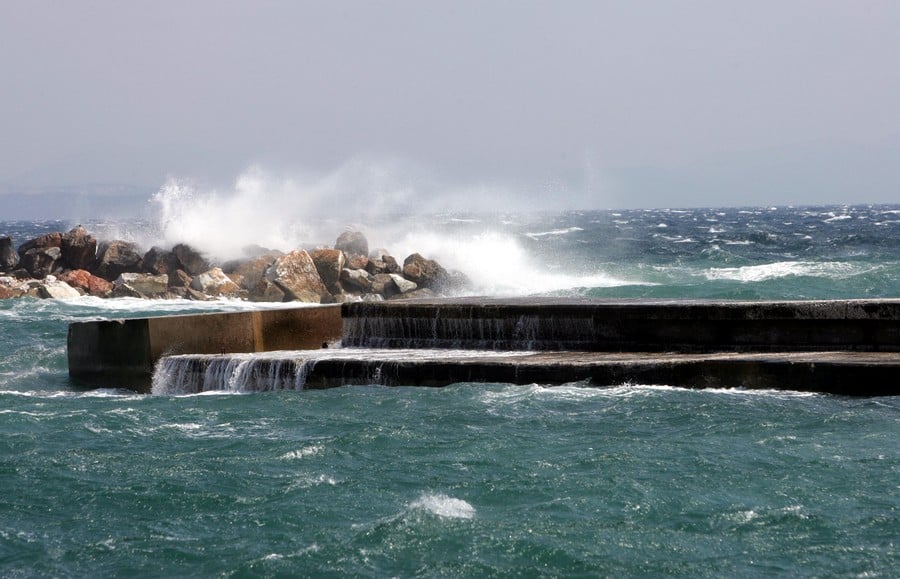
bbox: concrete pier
[67,305,342,390]
[69,298,900,395]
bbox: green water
[2,385,898,576]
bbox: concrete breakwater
[70,298,900,396]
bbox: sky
[2,0,899,219]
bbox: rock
[0,278,26,299]
[340,268,372,292]
[17,232,62,256]
[402,253,449,290]
[172,243,209,276]
[94,240,144,281]
[365,254,400,275]
[58,269,113,297]
[18,246,62,278]
[389,273,418,294]
[33,276,81,299]
[265,250,329,303]
[60,226,97,270]
[390,287,437,300]
[346,254,369,270]
[190,268,242,297]
[225,256,276,291]
[369,273,399,299]
[115,273,170,298]
[310,249,345,293]
[248,279,287,302]
[185,288,210,301]
[335,231,368,258]
[1,237,19,272]
[142,246,180,276]
[169,269,193,289]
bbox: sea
[1,205,898,577]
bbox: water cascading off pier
[138,298,900,396]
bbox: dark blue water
[2,206,899,576]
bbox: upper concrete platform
[342,297,900,352]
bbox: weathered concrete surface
[68,305,342,391]
[155,349,900,396]
[342,298,900,352]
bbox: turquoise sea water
[2,207,899,576]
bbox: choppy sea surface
[2,206,899,576]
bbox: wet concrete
[154,349,900,396]
[69,298,900,395]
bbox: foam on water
[408,492,476,519]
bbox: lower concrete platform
[151,349,900,396]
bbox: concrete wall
[342,298,900,352]
[68,305,342,391]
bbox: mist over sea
[2,205,898,576]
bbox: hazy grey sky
[2,0,899,218]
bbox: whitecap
[409,492,475,519]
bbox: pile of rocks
[0,227,469,302]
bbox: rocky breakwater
[0,226,470,302]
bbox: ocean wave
[524,226,584,240]
[703,261,868,282]
[408,492,475,519]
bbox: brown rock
[60,226,97,270]
[19,246,62,278]
[115,273,170,298]
[17,232,62,256]
[142,246,180,276]
[248,279,287,302]
[169,269,193,289]
[58,269,113,297]
[310,248,345,293]
[265,250,329,303]
[1,237,19,272]
[335,230,369,258]
[226,255,277,291]
[172,243,209,276]
[370,273,399,298]
[94,240,144,281]
[402,253,449,290]
[340,268,372,292]
[190,268,242,297]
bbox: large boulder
[18,246,62,278]
[335,231,368,258]
[248,279,287,302]
[142,246,180,276]
[265,250,329,303]
[60,226,97,270]
[369,273,399,299]
[310,248,345,293]
[402,253,449,290]
[17,232,62,256]
[366,249,400,275]
[172,243,209,276]
[58,269,113,297]
[225,255,278,291]
[190,268,242,297]
[389,273,417,294]
[93,240,144,281]
[0,277,26,299]
[31,276,81,299]
[0,237,19,272]
[114,273,170,298]
[340,268,371,292]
